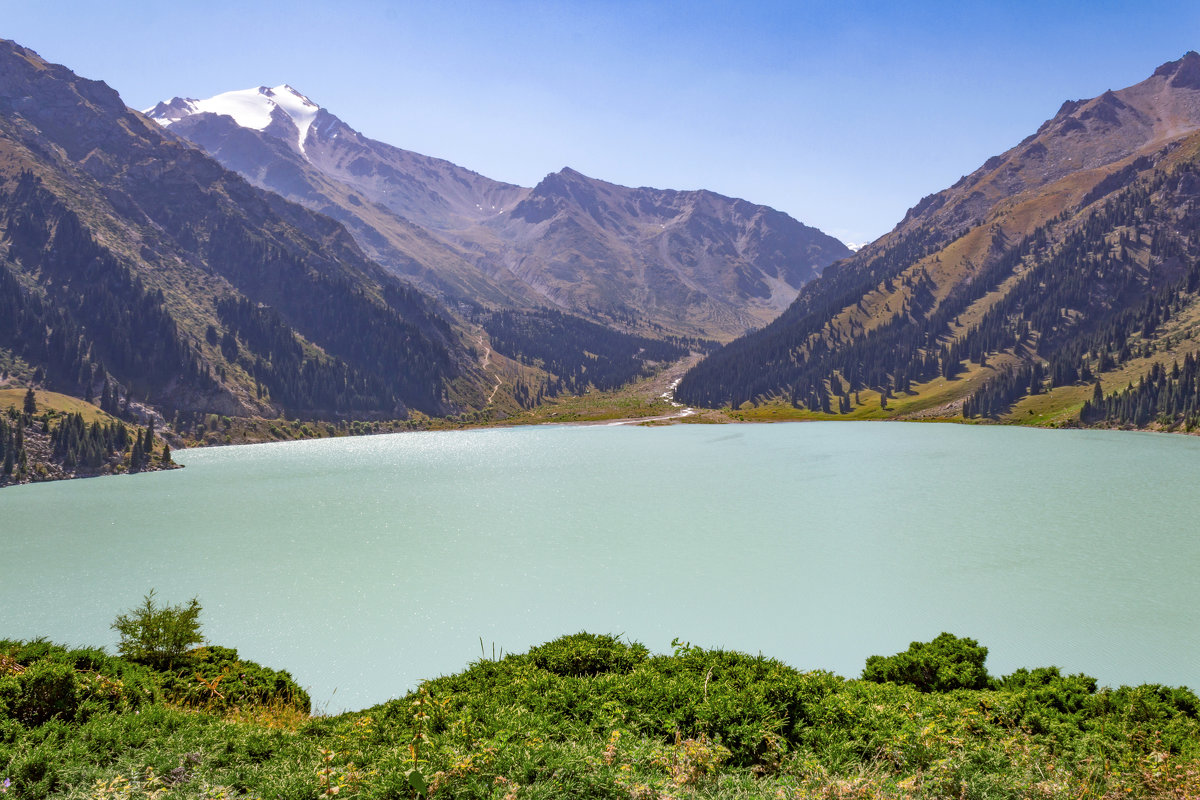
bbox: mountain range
[0,40,477,421]
[146,85,849,340]
[7,36,1200,439]
[678,51,1200,432]
[0,38,848,433]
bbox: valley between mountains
[6,17,1200,799]
[6,41,1200,485]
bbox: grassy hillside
[1,632,1197,799]
[0,389,112,424]
[686,140,1200,435]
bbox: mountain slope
[483,167,849,337]
[0,40,479,420]
[678,52,1200,426]
[149,85,531,232]
[150,87,536,308]
[147,88,849,339]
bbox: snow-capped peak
[145,84,321,156]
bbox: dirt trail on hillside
[477,333,503,405]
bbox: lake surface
[4,421,1199,711]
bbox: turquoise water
[3,422,1199,710]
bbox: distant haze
[4,1,1200,244]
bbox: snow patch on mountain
[145,85,320,156]
[269,85,319,154]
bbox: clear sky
[3,1,1200,245]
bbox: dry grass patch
[0,388,113,424]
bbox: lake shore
[4,350,1185,489]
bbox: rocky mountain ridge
[148,87,849,339]
[893,51,1200,239]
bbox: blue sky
[3,1,1200,244]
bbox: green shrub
[1000,666,1097,715]
[156,645,311,712]
[111,590,204,671]
[9,661,81,726]
[634,648,820,765]
[0,674,20,719]
[7,748,60,800]
[528,632,649,677]
[3,632,1200,800]
[0,640,159,724]
[861,632,991,692]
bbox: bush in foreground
[528,631,649,676]
[156,645,311,713]
[0,632,1199,799]
[111,590,204,671]
[862,631,992,692]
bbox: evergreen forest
[476,308,702,396]
[0,391,173,486]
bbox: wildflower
[603,730,622,765]
[2,777,9,792]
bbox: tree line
[1084,353,1200,429]
[0,172,212,412]
[0,169,466,420]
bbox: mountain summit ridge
[890,49,1200,237]
[148,85,323,159]
[147,85,850,339]
[1152,50,1200,87]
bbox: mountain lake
[3,421,1198,711]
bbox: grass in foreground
[2,633,1199,799]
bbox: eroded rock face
[487,167,850,337]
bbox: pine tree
[131,431,144,471]
[23,388,36,415]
